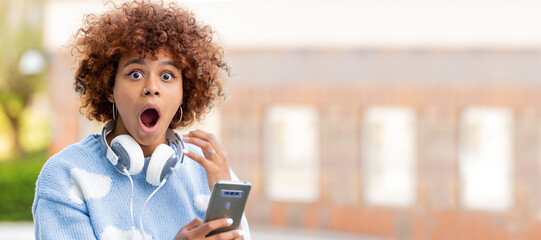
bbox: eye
[161,72,176,81]
[128,71,143,80]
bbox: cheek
[167,90,183,118]
[178,77,184,104]
[112,86,137,113]
[173,83,183,106]
[169,92,183,111]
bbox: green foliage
[0,0,46,157]
[0,150,46,221]
[19,96,51,153]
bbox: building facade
[48,47,541,239]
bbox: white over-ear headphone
[101,121,185,186]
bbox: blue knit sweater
[32,134,250,240]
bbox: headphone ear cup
[110,135,145,175]
[146,144,176,186]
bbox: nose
[143,76,160,96]
[143,88,151,95]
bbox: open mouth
[140,108,160,128]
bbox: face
[110,49,183,156]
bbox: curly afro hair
[72,0,227,129]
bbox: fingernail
[182,149,189,154]
[183,137,190,141]
[226,218,233,225]
[237,230,245,236]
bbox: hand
[174,218,244,240]
[182,130,231,190]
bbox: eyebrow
[161,60,179,69]
[123,59,145,68]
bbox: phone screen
[204,180,251,236]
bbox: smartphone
[204,180,251,237]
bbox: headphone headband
[102,122,118,165]
[101,121,185,174]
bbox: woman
[32,1,249,239]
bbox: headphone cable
[139,178,167,239]
[122,168,136,239]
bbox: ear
[107,93,114,103]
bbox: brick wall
[221,85,541,239]
[50,48,541,239]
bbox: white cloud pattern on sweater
[194,194,210,212]
[69,168,112,204]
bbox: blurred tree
[0,0,45,158]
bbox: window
[264,106,320,202]
[459,107,513,211]
[361,107,417,207]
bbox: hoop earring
[175,107,183,125]
[112,103,117,121]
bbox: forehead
[119,48,175,64]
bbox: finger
[182,149,210,168]
[181,218,203,232]
[233,224,244,240]
[207,229,244,240]
[191,218,233,237]
[183,136,219,161]
[183,130,227,158]
[184,130,225,153]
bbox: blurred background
[3,0,541,239]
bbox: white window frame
[459,107,514,212]
[361,107,417,207]
[263,106,320,202]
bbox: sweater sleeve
[34,197,97,240]
[32,139,101,240]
